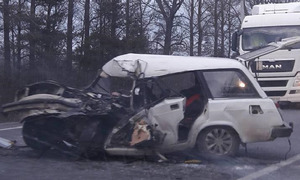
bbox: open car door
[148,97,185,147]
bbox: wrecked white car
[1,53,293,157]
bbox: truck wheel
[22,121,50,151]
[196,127,240,156]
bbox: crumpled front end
[2,94,82,121]
[1,80,112,121]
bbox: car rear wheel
[196,127,240,156]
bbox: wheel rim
[204,128,233,155]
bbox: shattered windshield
[86,72,133,96]
[242,26,300,51]
[110,77,133,96]
[86,76,111,95]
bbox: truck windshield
[242,26,300,51]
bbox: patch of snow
[179,164,206,169]
[234,165,254,170]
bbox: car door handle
[170,104,179,110]
[249,105,263,114]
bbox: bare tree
[190,0,194,56]
[196,0,204,56]
[83,0,90,59]
[227,0,233,57]
[213,0,219,56]
[137,0,153,38]
[125,0,130,38]
[66,0,74,73]
[29,0,36,72]
[220,0,225,56]
[110,0,118,38]
[155,0,184,55]
[123,0,153,53]
[184,0,195,56]
[3,0,11,82]
[16,0,23,81]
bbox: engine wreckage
[1,53,293,158]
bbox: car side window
[153,72,196,97]
[203,70,260,98]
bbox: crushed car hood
[1,80,112,121]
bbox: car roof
[102,53,245,78]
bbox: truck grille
[265,91,286,96]
[251,60,294,73]
[258,80,288,87]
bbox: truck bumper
[271,122,293,138]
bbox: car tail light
[274,102,280,108]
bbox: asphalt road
[0,109,299,180]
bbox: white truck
[232,2,300,106]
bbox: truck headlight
[293,72,300,87]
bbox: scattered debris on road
[184,159,201,164]
[0,137,16,149]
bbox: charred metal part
[105,111,143,148]
[2,80,113,122]
[22,116,81,154]
[107,120,133,148]
[22,120,52,151]
[78,120,104,158]
[20,109,122,158]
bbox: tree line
[0,0,299,103]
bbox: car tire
[22,120,51,151]
[23,118,77,154]
[196,126,240,156]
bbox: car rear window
[202,70,260,98]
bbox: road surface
[0,109,299,180]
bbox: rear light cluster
[274,102,280,108]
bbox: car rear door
[201,69,283,143]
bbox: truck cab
[232,2,300,104]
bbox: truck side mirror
[231,31,238,52]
